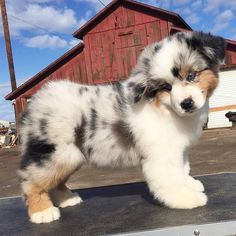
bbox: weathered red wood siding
[225,43,236,66]
[82,3,176,83]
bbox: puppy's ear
[145,79,172,99]
[132,80,172,103]
[192,32,226,65]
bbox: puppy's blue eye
[186,72,196,81]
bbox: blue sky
[0,0,236,121]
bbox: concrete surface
[1,173,236,236]
[0,128,235,198]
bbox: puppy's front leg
[184,153,205,192]
[142,149,207,209]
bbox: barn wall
[82,4,183,84]
[225,43,236,66]
[19,50,87,99]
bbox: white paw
[30,206,60,224]
[59,193,83,208]
[159,186,208,209]
[187,177,205,192]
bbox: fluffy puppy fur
[18,32,225,224]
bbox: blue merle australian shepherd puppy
[19,32,225,223]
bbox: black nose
[180,98,194,111]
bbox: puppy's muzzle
[180,98,195,112]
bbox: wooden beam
[210,104,236,112]
[0,0,19,136]
[0,0,17,91]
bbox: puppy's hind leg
[22,181,60,224]
[49,144,85,209]
[20,143,85,224]
[50,183,83,208]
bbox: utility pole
[0,0,17,91]
[1,0,19,139]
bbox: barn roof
[5,43,84,100]
[73,0,192,39]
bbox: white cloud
[231,34,236,40]
[212,22,229,34]
[0,1,93,50]
[23,34,82,49]
[155,0,170,9]
[191,0,202,10]
[68,39,80,48]
[204,0,236,14]
[24,34,68,49]
[216,10,234,22]
[173,0,191,6]
[185,14,200,25]
[74,0,112,11]
[6,3,79,36]
[211,10,235,34]
[175,7,192,15]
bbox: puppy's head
[131,31,226,116]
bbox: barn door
[86,20,161,83]
[112,20,161,79]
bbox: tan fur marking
[26,185,53,216]
[179,66,191,80]
[36,163,79,191]
[152,91,170,108]
[23,163,78,216]
[196,70,219,97]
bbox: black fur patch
[112,82,123,94]
[79,87,88,95]
[113,82,126,111]
[74,116,87,155]
[90,108,97,131]
[154,44,161,52]
[101,120,108,126]
[112,121,135,149]
[39,119,47,136]
[171,67,180,78]
[133,80,172,103]
[87,146,93,157]
[176,32,185,43]
[20,137,55,169]
[20,109,30,125]
[95,88,100,96]
[128,82,135,88]
[131,69,143,77]
[185,32,226,67]
[133,83,146,103]
[142,57,150,70]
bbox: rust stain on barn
[5,0,236,118]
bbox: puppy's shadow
[74,182,162,206]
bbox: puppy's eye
[186,72,196,82]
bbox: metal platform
[0,173,236,236]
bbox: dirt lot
[0,128,235,198]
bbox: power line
[8,13,52,34]
[98,0,107,8]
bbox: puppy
[18,32,225,223]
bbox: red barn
[5,0,236,128]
